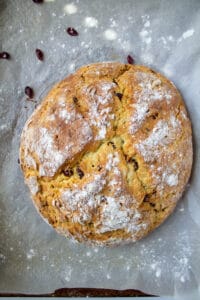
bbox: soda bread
[20,62,193,246]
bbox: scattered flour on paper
[139,29,152,45]
[139,15,153,64]
[103,29,117,40]
[178,28,194,43]
[106,273,111,279]
[110,18,118,28]
[63,3,78,15]
[63,266,72,282]
[139,231,192,283]
[144,20,150,28]
[182,29,194,38]
[0,253,6,264]
[0,123,9,131]
[68,63,75,72]
[84,17,98,28]
[159,28,195,46]
[26,249,36,260]
[161,64,174,77]
[151,263,162,277]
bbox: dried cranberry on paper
[25,86,34,98]
[127,55,134,64]
[0,52,10,59]
[32,0,43,4]
[35,48,44,61]
[66,27,79,36]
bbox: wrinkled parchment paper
[0,0,200,298]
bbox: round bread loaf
[20,62,193,246]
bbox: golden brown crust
[20,62,193,246]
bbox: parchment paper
[0,0,200,298]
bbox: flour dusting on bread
[130,71,173,134]
[82,81,116,140]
